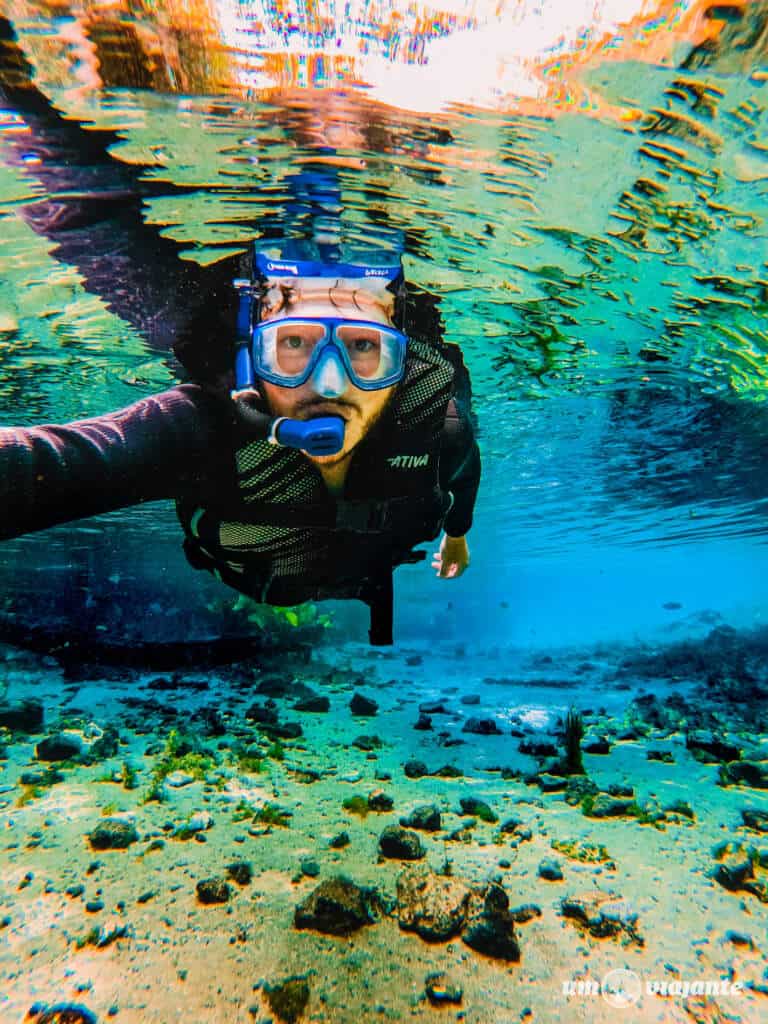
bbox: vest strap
[213,492,448,534]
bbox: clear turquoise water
[0,4,767,651]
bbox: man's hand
[431,533,470,579]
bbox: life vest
[177,338,458,644]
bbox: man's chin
[309,447,354,467]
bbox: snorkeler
[0,17,480,645]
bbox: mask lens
[260,321,327,379]
[336,324,396,381]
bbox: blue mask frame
[232,248,409,395]
[252,317,408,391]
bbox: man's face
[259,292,397,466]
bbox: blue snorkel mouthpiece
[232,277,346,455]
[270,416,345,455]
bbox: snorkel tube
[231,276,345,456]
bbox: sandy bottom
[0,636,766,1024]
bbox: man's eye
[283,335,306,349]
[351,337,376,352]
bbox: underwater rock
[35,733,83,762]
[711,841,768,902]
[294,875,378,934]
[742,809,768,832]
[352,734,382,750]
[462,884,521,961]
[406,654,423,666]
[414,714,432,730]
[293,695,330,713]
[498,816,524,834]
[459,797,498,823]
[560,892,643,945]
[87,818,139,850]
[300,857,321,878]
[25,1002,97,1024]
[165,770,195,788]
[0,698,44,733]
[433,764,463,778]
[537,858,564,881]
[582,734,611,755]
[509,903,542,924]
[564,777,599,805]
[173,811,214,839]
[460,694,481,705]
[260,721,303,740]
[196,706,227,737]
[396,865,471,941]
[379,825,425,860]
[400,805,442,832]
[719,760,768,789]
[462,717,502,735]
[196,877,231,904]
[647,749,675,763]
[20,769,64,787]
[404,759,428,779]
[245,702,279,725]
[536,773,567,793]
[329,831,350,849]
[86,724,120,761]
[225,861,253,885]
[424,972,463,1006]
[686,730,741,763]
[419,701,449,715]
[255,675,290,697]
[264,975,310,1024]
[519,739,558,758]
[607,782,635,798]
[587,794,636,818]
[350,693,378,716]
[367,789,394,812]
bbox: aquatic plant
[237,753,265,774]
[561,708,585,776]
[342,795,370,818]
[101,802,118,816]
[267,739,285,762]
[210,593,334,646]
[551,838,613,864]
[143,727,217,803]
[255,802,291,827]
[121,761,138,790]
[232,798,259,822]
[16,784,44,807]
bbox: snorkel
[231,268,346,455]
[231,246,406,456]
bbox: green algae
[551,838,613,864]
[342,795,370,818]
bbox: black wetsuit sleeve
[439,403,481,537]
[0,385,229,540]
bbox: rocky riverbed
[1,624,767,1023]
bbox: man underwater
[0,17,480,644]
[0,245,480,644]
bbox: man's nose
[309,345,348,398]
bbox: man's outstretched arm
[0,386,228,540]
[0,15,228,356]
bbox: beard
[308,400,389,466]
